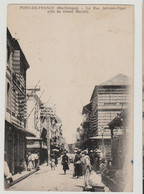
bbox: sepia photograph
[4,4,134,192]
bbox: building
[108,109,127,169]
[101,109,128,192]
[40,104,64,159]
[50,115,63,150]
[5,28,33,174]
[26,92,47,164]
[26,91,41,137]
[80,74,129,159]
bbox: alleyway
[9,163,85,191]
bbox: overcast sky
[7,5,133,143]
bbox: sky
[7,5,134,143]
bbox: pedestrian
[83,150,91,189]
[61,150,69,174]
[89,150,95,169]
[95,149,101,172]
[25,152,29,170]
[4,151,13,190]
[74,150,82,178]
[55,155,58,167]
[31,152,36,169]
[35,152,39,169]
[50,158,56,170]
[81,151,86,176]
[27,153,33,171]
[19,159,27,173]
[73,150,77,177]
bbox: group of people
[61,148,103,188]
[73,149,102,177]
[26,151,39,171]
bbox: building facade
[5,29,32,174]
[79,74,129,159]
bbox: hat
[90,150,93,153]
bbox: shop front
[5,120,35,174]
[26,137,47,164]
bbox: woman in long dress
[61,151,69,174]
[74,150,82,178]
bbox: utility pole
[46,116,51,166]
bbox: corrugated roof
[101,74,129,86]
[90,74,129,100]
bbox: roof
[90,74,129,100]
[82,102,92,114]
[101,74,129,86]
[7,28,30,69]
[108,109,127,129]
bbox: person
[19,159,27,173]
[50,158,56,170]
[35,152,39,169]
[25,152,29,170]
[73,150,77,177]
[27,153,33,171]
[4,151,13,190]
[54,153,58,167]
[83,150,91,189]
[61,150,69,174]
[95,149,101,172]
[81,151,86,176]
[74,150,82,178]
[31,152,36,169]
[89,150,95,169]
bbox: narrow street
[9,163,85,191]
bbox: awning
[26,137,43,141]
[6,120,36,137]
[89,136,111,140]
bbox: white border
[0,0,142,194]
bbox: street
[9,163,85,191]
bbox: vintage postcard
[4,3,134,192]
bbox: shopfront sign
[27,140,41,148]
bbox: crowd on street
[5,148,108,191]
[61,148,107,191]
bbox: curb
[9,169,38,187]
